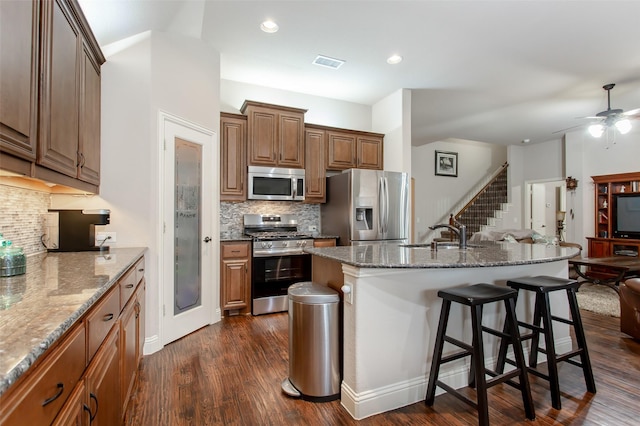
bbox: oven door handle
[253,249,308,257]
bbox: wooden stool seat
[496,275,596,410]
[425,283,535,426]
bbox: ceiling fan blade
[552,124,586,134]
[623,108,640,117]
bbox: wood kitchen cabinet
[0,255,146,426]
[38,0,104,186]
[326,128,384,171]
[220,241,252,315]
[241,101,306,169]
[304,126,326,203]
[0,324,86,426]
[84,326,121,426]
[0,0,104,193]
[313,238,337,247]
[0,0,39,162]
[220,112,247,201]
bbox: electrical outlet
[309,225,318,231]
[96,232,117,245]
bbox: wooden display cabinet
[589,172,640,258]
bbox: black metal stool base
[425,283,535,426]
[496,275,596,410]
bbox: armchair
[620,278,640,340]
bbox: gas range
[243,214,313,257]
[243,214,314,315]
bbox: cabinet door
[136,280,146,366]
[589,239,610,258]
[326,131,356,170]
[0,0,39,160]
[85,326,121,426]
[38,0,80,178]
[221,258,250,311]
[313,239,336,247]
[52,381,88,426]
[304,128,326,202]
[220,114,247,200]
[120,298,137,415]
[278,111,305,168]
[247,107,278,166]
[77,40,101,185]
[357,135,383,170]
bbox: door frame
[157,110,220,347]
[524,178,567,238]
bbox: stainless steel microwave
[247,166,305,201]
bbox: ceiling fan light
[588,124,604,138]
[615,119,632,134]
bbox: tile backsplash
[0,184,50,256]
[220,201,320,235]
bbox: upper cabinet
[0,0,40,161]
[304,126,326,203]
[0,0,105,192]
[241,101,306,169]
[38,0,104,186]
[220,113,247,201]
[326,128,384,171]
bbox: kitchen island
[304,241,580,420]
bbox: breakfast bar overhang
[305,242,580,420]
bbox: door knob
[203,236,211,243]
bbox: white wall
[372,89,411,174]
[411,139,507,241]
[221,79,372,131]
[565,126,640,249]
[52,31,220,355]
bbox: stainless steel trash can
[281,282,340,402]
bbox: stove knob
[282,241,288,247]
[261,242,268,248]
[296,241,302,247]
[268,242,273,248]
[301,240,307,247]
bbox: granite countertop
[0,247,147,395]
[304,241,580,268]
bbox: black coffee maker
[47,209,111,252]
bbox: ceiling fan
[583,83,640,137]
[553,83,640,136]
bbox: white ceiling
[78,0,640,146]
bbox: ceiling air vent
[312,55,345,69]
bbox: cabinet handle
[103,313,114,322]
[135,301,141,318]
[138,268,145,272]
[42,382,64,406]
[83,404,92,422]
[89,393,98,422]
[231,250,240,253]
[125,284,134,289]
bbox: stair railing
[420,162,509,242]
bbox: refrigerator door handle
[383,177,389,234]
[378,176,384,234]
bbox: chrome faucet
[429,218,468,249]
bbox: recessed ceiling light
[312,55,345,69]
[260,20,279,33]
[387,55,403,65]
[521,139,531,144]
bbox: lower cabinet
[220,241,251,315]
[1,255,146,426]
[51,381,86,426]
[84,326,121,425]
[313,238,337,247]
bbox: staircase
[431,163,510,242]
[454,167,508,236]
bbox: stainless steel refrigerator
[321,169,409,245]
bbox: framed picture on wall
[435,151,458,177]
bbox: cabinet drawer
[135,256,145,285]
[86,285,119,362]
[222,242,250,258]
[119,266,136,311]
[0,324,86,426]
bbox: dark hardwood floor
[124,310,640,425]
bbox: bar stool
[425,283,535,426]
[496,275,596,410]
